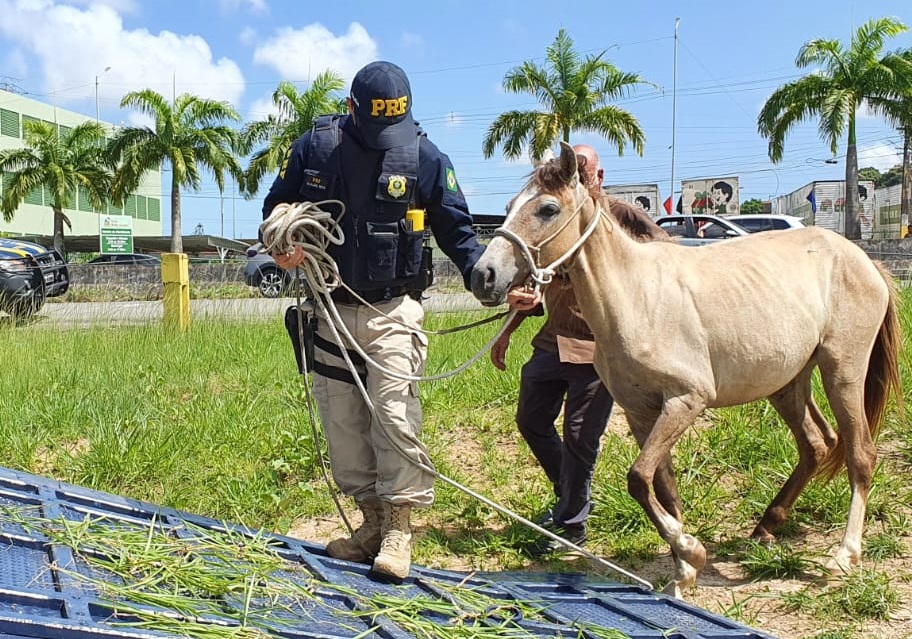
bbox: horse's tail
[819,262,903,481]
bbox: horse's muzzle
[470,263,506,306]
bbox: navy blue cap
[349,61,416,150]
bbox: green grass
[3,288,912,639]
[782,569,901,621]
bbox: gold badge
[387,175,407,199]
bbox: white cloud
[246,95,278,121]
[218,0,268,14]
[63,0,138,12]
[858,143,902,171]
[0,0,246,110]
[253,22,378,84]
[239,26,258,47]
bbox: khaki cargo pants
[311,295,434,507]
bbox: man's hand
[506,286,541,312]
[490,334,511,371]
[273,245,306,270]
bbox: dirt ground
[288,408,912,639]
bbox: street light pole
[670,17,680,214]
[95,66,111,122]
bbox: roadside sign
[99,215,133,253]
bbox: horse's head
[471,141,592,306]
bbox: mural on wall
[603,184,661,217]
[681,177,740,216]
[775,181,876,238]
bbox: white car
[726,214,806,233]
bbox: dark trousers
[516,348,614,528]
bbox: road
[33,291,487,328]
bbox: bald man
[493,144,666,556]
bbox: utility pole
[902,126,911,230]
[670,17,680,214]
[95,66,111,122]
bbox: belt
[330,287,419,305]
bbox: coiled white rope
[261,201,516,382]
[259,200,653,590]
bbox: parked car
[653,214,750,246]
[0,238,70,318]
[244,243,303,298]
[87,253,161,266]
[725,214,806,233]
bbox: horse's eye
[538,202,560,218]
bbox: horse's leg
[627,411,683,521]
[753,369,836,542]
[627,399,706,598]
[818,355,876,576]
[809,398,839,451]
[654,452,683,521]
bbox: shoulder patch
[445,167,458,192]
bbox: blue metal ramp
[0,466,778,639]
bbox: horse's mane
[530,156,574,194]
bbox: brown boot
[372,501,412,580]
[325,497,383,561]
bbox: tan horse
[471,142,901,598]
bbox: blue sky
[1,0,910,240]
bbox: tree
[240,72,346,197]
[858,167,882,184]
[740,198,764,214]
[0,120,113,256]
[879,165,905,188]
[482,28,650,162]
[110,90,243,253]
[758,17,912,240]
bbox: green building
[0,89,162,239]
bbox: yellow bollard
[161,253,190,331]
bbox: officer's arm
[417,141,485,290]
[262,135,309,222]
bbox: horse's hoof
[750,525,776,544]
[824,555,855,578]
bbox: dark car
[244,243,298,298]
[725,214,806,233]
[0,238,70,318]
[87,253,161,266]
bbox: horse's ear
[558,142,579,187]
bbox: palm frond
[484,29,649,161]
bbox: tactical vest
[299,114,426,292]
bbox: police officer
[262,61,484,580]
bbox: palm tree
[0,120,113,256]
[482,28,650,162]
[240,72,346,196]
[110,90,243,253]
[758,17,912,240]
